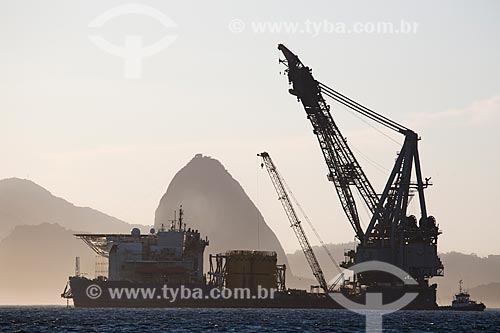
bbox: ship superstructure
[62,207,297,308]
[76,206,208,284]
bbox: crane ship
[62,44,452,309]
[274,44,444,309]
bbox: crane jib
[258,152,342,293]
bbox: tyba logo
[329,261,418,333]
[88,3,178,78]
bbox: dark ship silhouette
[449,280,486,311]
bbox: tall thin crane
[258,152,336,292]
[277,44,443,289]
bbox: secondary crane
[258,152,341,292]
[277,44,443,290]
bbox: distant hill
[154,154,291,272]
[0,178,149,304]
[286,242,355,283]
[0,223,95,304]
[469,283,500,308]
[434,252,500,306]
[0,178,144,240]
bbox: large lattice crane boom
[277,44,443,285]
[258,152,331,292]
[277,44,380,242]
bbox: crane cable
[320,88,401,146]
[319,82,408,134]
[350,145,390,176]
[280,176,344,277]
[317,83,397,175]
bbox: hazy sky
[1,0,499,256]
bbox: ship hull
[68,277,439,310]
[440,304,486,311]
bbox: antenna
[179,205,184,230]
[75,256,80,277]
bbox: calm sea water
[0,307,499,332]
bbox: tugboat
[450,280,486,311]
